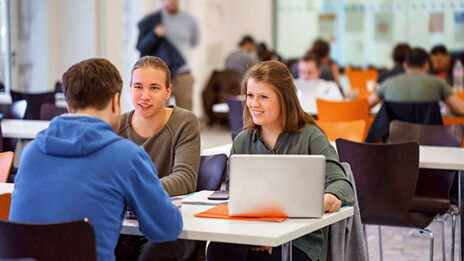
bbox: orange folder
[194,205,288,222]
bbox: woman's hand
[324,193,341,213]
[251,246,273,255]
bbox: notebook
[228,154,325,218]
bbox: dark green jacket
[229,125,355,260]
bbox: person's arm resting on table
[126,148,183,241]
[310,128,356,212]
[161,114,201,196]
[445,94,464,116]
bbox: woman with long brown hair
[207,61,355,261]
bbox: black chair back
[196,154,227,191]
[40,103,68,121]
[0,100,27,153]
[223,95,243,140]
[0,100,27,120]
[390,120,464,147]
[365,101,443,142]
[24,92,55,120]
[201,70,240,126]
[390,120,464,209]
[0,218,97,261]
[336,138,420,227]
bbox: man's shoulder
[139,11,162,28]
[178,10,198,23]
[380,73,409,87]
[171,107,198,122]
[106,135,140,152]
[425,73,450,86]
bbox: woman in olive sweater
[206,61,355,261]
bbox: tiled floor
[200,124,461,261]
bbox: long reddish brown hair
[242,61,317,132]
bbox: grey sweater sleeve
[160,111,201,196]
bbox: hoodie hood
[36,115,121,157]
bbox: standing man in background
[136,0,199,110]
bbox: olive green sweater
[119,106,201,196]
[230,125,355,260]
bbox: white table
[55,93,67,108]
[202,143,464,259]
[1,119,50,139]
[201,144,233,156]
[122,204,353,260]
[418,145,464,261]
[0,183,14,194]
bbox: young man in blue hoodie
[9,58,183,261]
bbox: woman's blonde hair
[130,56,171,88]
[242,60,317,132]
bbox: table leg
[281,241,292,261]
[459,170,463,261]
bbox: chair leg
[442,213,449,261]
[363,224,370,261]
[378,225,383,261]
[451,212,457,261]
[417,228,434,261]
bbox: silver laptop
[295,80,319,114]
[228,154,325,218]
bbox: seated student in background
[290,39,340,86]
[115,56,200,261]
[226,35,259,80]
[257,42,282,62]
[308,38,340,86]
[430,45,454,86]
[9,58,182,261]
[295,53,343,104]
[368,48,464,116]
[377,43,410,84]
[206,61,355,261]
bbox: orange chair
[457,92,464,101]
[345,68,378,99]
[316,98,370,122]
[0,193,11,220]
[316,120,366,142]
[0,152,14,183]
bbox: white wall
[11,0,49,93]
[7,0,274,118]
[49,0,97,92]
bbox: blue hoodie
[9,115,183,261]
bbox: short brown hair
[392,43,411,64]
[301,52,321,68]
[406,48,429,69]
[309,39,330,58]
[242,61,317,132]
[131,56,171,88]
[62,58,122,112]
